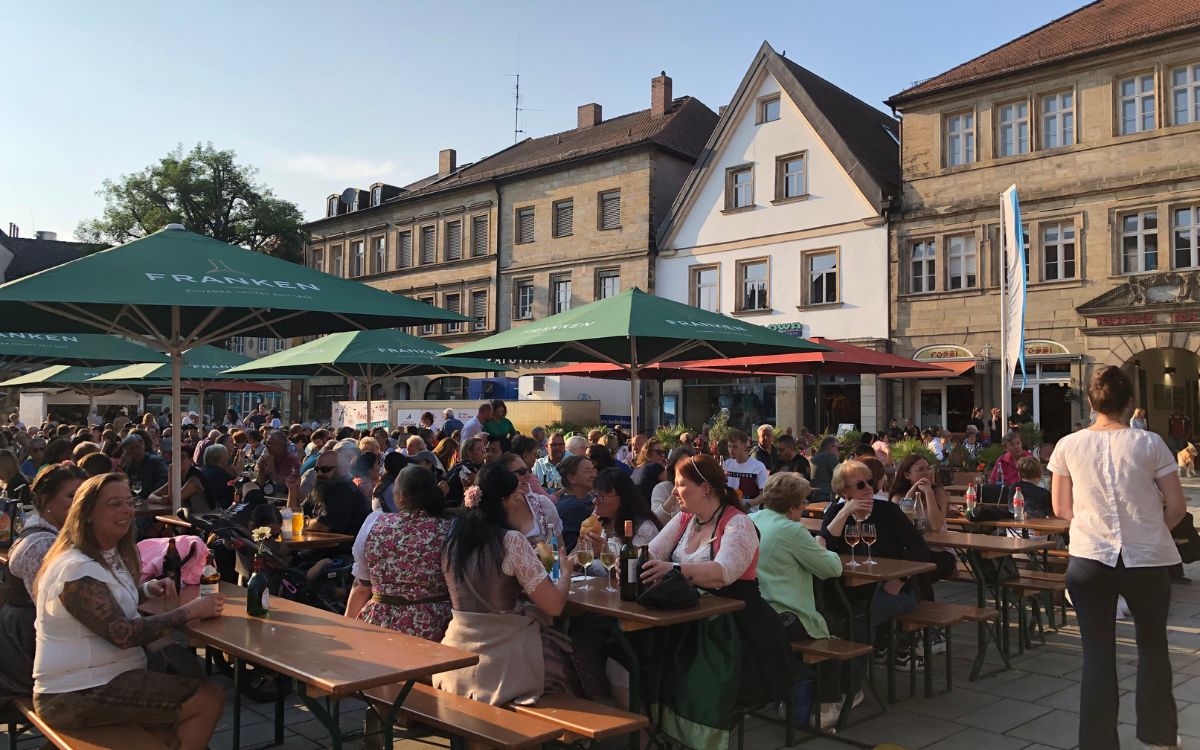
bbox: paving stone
[957,697,1054,734]
[896,687,997,720]
[837,709,964,748]
[1004,709,1080,748]
[924,726,1035,750]
[988,673,1077,701]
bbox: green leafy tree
[76,143,307,262]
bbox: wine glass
[129,477,143,498]
[844,522,861,568]
[600,538,620,594]
[861,523,877,565]
[575,543,595,590]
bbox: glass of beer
[291,511,305,539]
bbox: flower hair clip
[463,485,482,509]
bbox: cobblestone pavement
[5,477,1199,750]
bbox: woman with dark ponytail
[436,463,576,706]
[345,465,453,641]
[639,453,793,748]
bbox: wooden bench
[363,682,561,749]
[509,693,648,744]
[1006,571,1068,652]
[10,697,171,750]
[895,602,997,700]
[786,639,875,743]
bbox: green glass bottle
[246,555,270,618]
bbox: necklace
[694,505,723,528]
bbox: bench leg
[923,629,934,699]
[607,622,642,750]
[784,679,795,747]
[886,625,896,704]
[1016,595,1027,656]
[297,682,343,750]
[274,673,288,746]
[944,626,953,693]
[233,657,243,750]
[908,632,917,700]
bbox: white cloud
[277,152,398,180]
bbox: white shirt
[651,481,678,525]
[460,417,484,442]
[722,457,769,505]
[1047,428,1181,568]
[351,510,383,581]
[649,511,758,586]
[34,549,146,694]
[927,437,945,460]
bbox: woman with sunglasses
[500,453,561,546]
[821,460,930,671]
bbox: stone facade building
[886,0,1200,444]
[301,75,716,420]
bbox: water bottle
[13,504,26,538]
[547,522,561,583]
[1013,486,1026,522]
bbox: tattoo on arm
[60,577,189,650]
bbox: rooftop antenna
[506,39,539,143]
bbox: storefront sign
[765,322,806,338]
[914,345,973,361]
[1173,311,1200,324]
[1097,314,1154,327]
[1023,339,1069,357]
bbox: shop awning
[881,360,976,379]
[685,338,956,376]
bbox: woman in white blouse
[1049,366,1187,750]
[33,473,225,750]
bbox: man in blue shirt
[441,408,464,437]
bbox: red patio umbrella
[529,362,749,381]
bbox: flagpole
[999,206,1009,440]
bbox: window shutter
[600,192,621,229]
[446,294,461,332]
[421,227,436,264]
[398,232,412,268]
[471,291,487,331]
[446,221,462,261]
[518,208,534,243]
[471,216,488,257]
[555,201,573,236]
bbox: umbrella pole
[170,306,183,512]
[364,373,372,434]
[629,336,639,435]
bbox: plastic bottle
[964,483,978,519]
[547,522,560,583]
[280,508,294,540]
[1013,486,1026,522]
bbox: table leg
[297,683,343,750]
[378,680,414,749]
[232,658,243,750]
[607,621,642,750]
[274,674,287,745]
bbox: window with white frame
[471,215,488,257]
[1173,206,1200,269]
[444,293,461,334]
[910,240,936,293]
[1041,222,1077,281]
[513,280,534,320]
[419,297,436,335]
[726,165,753,209]
[553,200,573,238]
[806,252,837,305]
[1040,91,1075,149]
[1171,63,1200,125]
[759,96,780,123]
[312,248,324,274]
[420,226,436,264]
[776,152,807,200]
[946,235,977,290]
[996,100,1030,156]
[1120,210,1158,273]
[599,190,621,230]
[257,337,269,352]
[551,275,572,314]
[230,337,245,355]
[471,290,487,331]
[372,236,385,273]
[737,259,769,311]
[275,338,286,350]
[516,207,535,244]
[372,186,382,206]
[691,266,719,312]
[327,197,338,217]
[350,240,365,277]
[596,269,620,300]
[1118,73,1156,134]
[330,245,343,278]
[397,230,412,269]
[445,220,462,261]
[944,111,975,167]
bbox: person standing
[1048,366,1186,750]
[1130,407,1148,431]
[988,407,1003,444]
[460,404,492,444]
[1167,410,1191,454]
[966,407,986,435]
[810,437,841,502]
[441,408,464,438]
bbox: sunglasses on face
[512,467,529,476]
[315,465,336,474]
[853,480,872,490]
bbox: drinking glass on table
[575,544,595,590]
[599,538,620,594]
[860,522,877,565]
[130,477,143,497]
[844,522,861,568]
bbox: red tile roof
[888,0,1200,105]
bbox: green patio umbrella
[0,224,467,509]
[0,365,137,418]
[0,332,168,368]
[224,329,504,427]
[440,287,830,431]
[90,345,302,421]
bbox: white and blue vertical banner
[1000,184,1028,390]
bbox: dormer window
[327,197,338,217]
[372,186,382,206]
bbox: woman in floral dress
[355,465,454,641]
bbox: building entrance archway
[1121,347,1200,448]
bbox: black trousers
[1066,555,1176,749]
[780,617,842,703]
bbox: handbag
[637,568,699,610]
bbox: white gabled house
[654,42,900,433]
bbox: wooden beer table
[143,582,477,750]
[134,500,172,519]
[943,515,1070,536]
[282,530,355,550]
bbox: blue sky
[1,0,1084,240]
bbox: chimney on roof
[718,105,728,116]
[651,71,672,118]
[7,224,18,238]
[439,149,457,177]
[577,103,603,129]
[35,230,57,241]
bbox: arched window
[392,382,410,400]
[425,376,469,400]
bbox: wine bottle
[199,551,220,598]
[246,556,270,617]
[635,545,650,598]
[620,520,638,601]
[162,537,183,594]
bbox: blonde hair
[831,459,871,497]
[1016,456,1043,481]
[36,473,138,596]
[358,436,382,454]
[760,472,811,513]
